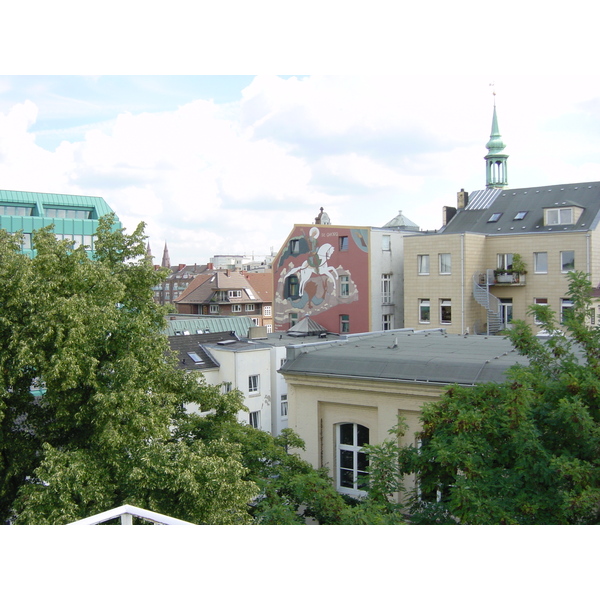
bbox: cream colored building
[404,182,600,335]
[281,330,527,497]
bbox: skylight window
[187,352,204,364]
[514,211,528,220]
[487,213,503,223]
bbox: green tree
[407,271,600,524]
[0,217,257,524]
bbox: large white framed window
[561,298,574,324]
[280,395,288,417]
[249,411,261,429]
[382,314,393,330]
[561,251,575,273]
[419,299,430,323]
[534,298,548,325]
[337,423,369,495]
[248,374,259,394]
[381,274,392,304]
[497,253,513,270]
[418,254,430,275]
[340,314,350,333]
[340,275,350,297]
[245,304,255,312]
[382,235,391,251]
[545,207,573,226]
[231,304,242,312]
[229,290,242,299]
[263,305,272,316]
[209,304,219,314]
[439,253,451,275]
[534,252,548,274]
[440,299,452,324]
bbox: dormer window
[514,211,528,220]
[544,206,582,226]
[487,213,503,223]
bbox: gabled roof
[441,182,600,235]
[287,316,328,336]
[174,270,267,305]
[243,271,273,302]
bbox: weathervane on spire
[489,82,496,105]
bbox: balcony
[492,270,526,286]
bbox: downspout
[586,233,591,277]
[461,233,465,335]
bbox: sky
[2,2,600,266]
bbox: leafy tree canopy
[0,217,258,524]
[404,271,600,524]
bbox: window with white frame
[382,235,391,251]
[229,290,242,298]
[534,252,548,274]
[533,298,548,325]
[337,423,369,494]
[249,411,261,429]
[497,253,513,270]
[263,305,272,316]
[231,304,242,312]
[280,395,288,417]
[381,274,392,303]
[561,298,574,324]
[418,254,430,275]
[561,250,575,273]
[340,275,350,297]
[248,375,259,394]
[340,314,350,333]
[439,253,451,275]
[245,304,255,312]
[545,207,574,226]
[221,382,232,393]
[251,318,259,325]
[440,299,452,324]
[419,299,430,323]
[382,314,393,330]
[266,324,272,333]
[209,304,219,314]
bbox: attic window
[514,211,528,220]
[187,352,204,364]
[487,213,503,223]
[545,207,575,226]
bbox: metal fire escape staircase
[473,270,503,335]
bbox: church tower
[485,98,508,189]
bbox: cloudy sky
[2,2,599,265]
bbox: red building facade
[274,224,371,334]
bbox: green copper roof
[485,105,507,156]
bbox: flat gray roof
[280,330,529,385]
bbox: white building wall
[368,229,411,331]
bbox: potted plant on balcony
[511,253,527,283]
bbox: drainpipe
[461,234,465,335]
[586,234,591,277]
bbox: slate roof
[279,330,530,386]
[441,181,600,235]
[168,332,239,370]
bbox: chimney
[178,264,185,271]
[457,188,469,209]
[443,206,457,226]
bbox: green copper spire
[484,99,508,189]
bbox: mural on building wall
[275,226,369,331]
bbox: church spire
[161,242,171,268]
[484,95,508,189]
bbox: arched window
[337,423,369,494]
